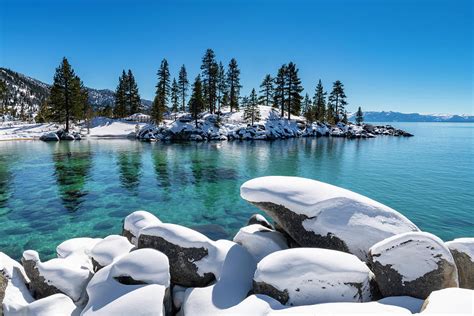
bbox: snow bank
[421,288,473,315]
[0,123,58,141]
[90,235,134,270]
[4,293,80,316]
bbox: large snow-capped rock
[180,240,257,315]
[56,237,102,272]
[247,214,273,229]
[233,224,288,262]
[137,223,223,287]
[21,250,91,302]
[445,238,474,289]
[90,235,134,271]
[82,248,170,316]
[368,232,458,299]
[420,288,473,314]
[122,210,162,245]
[4,293,80,316]
[253,248,377,306]
[240,176,419,260]
[0,252,33,314]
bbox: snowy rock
[137,223,221,287]
[445,238,474,289]
[21,250,91,302]
[56,237,102,259]
[90,235,134,271]
[420,288,473,314]
[39,132,59,141]
[233,224,287,262]
[368,232,458,299]
[122,210,162,245]
[4,293,80,316]
[247,214,273,229]
[377,296,424,314]
[240,176,419,260]
[82,248,170,316]
[0,252,33,314]
[253,248,377,306]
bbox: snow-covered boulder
[4,293,80,316]
[240,176,419,260]
[82,248,170,315]
[233,224,288,262]
[90,235,134,271]
[445,238,474,289]
[247,214,273,229]
[420,288,473,314]
[39,132,59,142]
[0,252,33,314]
[122,210,161,245]
[253,248,377,306]
[368,232,459,299]
[137,223,221,287]
[56,237,102,259]
[21,250,91,302]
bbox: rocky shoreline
[2,176,471,315]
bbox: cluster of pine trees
[113,70,141,118]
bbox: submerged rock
[368,232,458,299]
[240,176,419,260]
[253,248,377,306]
[445,238,474,289]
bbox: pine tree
[328,80,347,123]
[0,79,7,115]
[152,59,171,123]
[313,79,326,122]
[274,65,287,117]
[285,62,303,120]
[355,106,364,125]
[114,70,128,118]
[226,58,241,112]
[302,93,313,122]
[170,78,179,114]
[178,65,189,112]
[189,75,204,128]
[258,74,274,107]
[47,57,87,132]
[216,62,227,114]
[201,49,218,113]
[342,111,348,124]
[127,70,141,115]
[243,88,261,125]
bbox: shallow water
[0,122,473,260]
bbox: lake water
[0,123,473,260]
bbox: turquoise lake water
[0,122,473,260]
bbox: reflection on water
[0,123,473,260]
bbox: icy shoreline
[1,176,472,315]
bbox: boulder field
[1,176,472,315]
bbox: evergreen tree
[189,75,204,128]
[47,57,87,131]
[328,80,347,123]
[151,59,170,123]
[342,111,348,124]
[114,70,128,118]
[285,62,303,119]
[226,58,241,112]
[200,49,218,113]
[274,65,287,117]
[178,65,189,112]
[216,62,227,114]
[355,106,364,125]
[302,93,313,122]
[127,70,141,114]
[170,78,180,114]
[0,79,7,115]
[313,79,326,122]
[258,74,274,107]
[243,88,261,125]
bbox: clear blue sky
[1,0,472,114]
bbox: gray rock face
[368,232,459,299]
[39,132,59,141]
[137,229,215,287]
[21,257,63,299]
[445,238,474,289]
[253,280,289,304]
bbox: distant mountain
[0,68,152,117]
[349,111,474,123]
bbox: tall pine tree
[201,49,218,113]
[355,106,364,125]
[114,70,128,118]
[328,80,347,123]
[127,70,141,115]
[178,65,189,112]
[152,59,170,123]
[285,62,303,120]
[189,75,204,128]
[243,88,261,125]
[0,79,7,116]
[216,61,227,114]
[170,78,179,114]
[226,58,241,112]
[274,65,287,117]
[313,79,326,122]
[302,93,313,122]
[258,74,274,107]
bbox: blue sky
[1,0,472,114]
